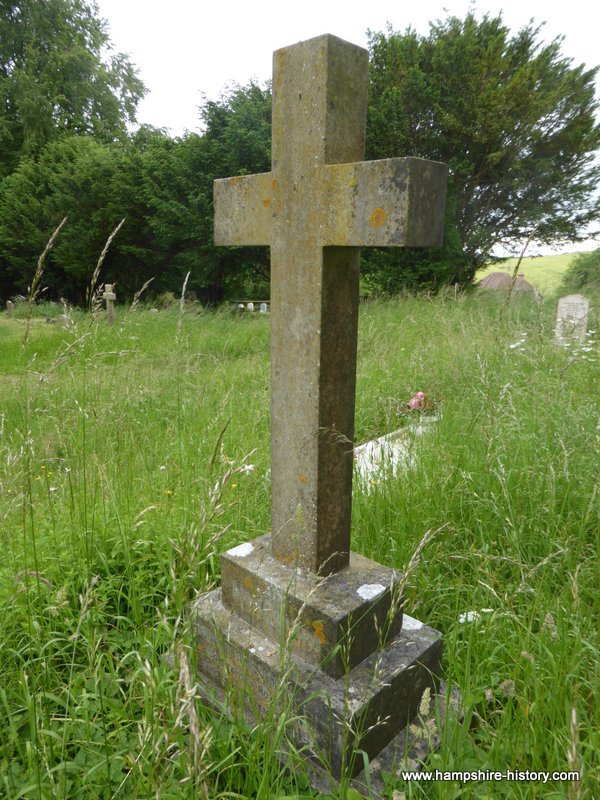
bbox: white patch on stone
[357,583,386,601]
[227,542,254,558]
[402,614,424,631]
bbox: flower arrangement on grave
[397,390,438,422]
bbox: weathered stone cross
[215,34,446,576]
[103,283,116,325]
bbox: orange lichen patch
[298,473,307,484]
[230,175,244,186]
[244,577,253,590]
[369,207,387,228]
[312,620,326,645]
[263,198,272,207]
[271,179,279,190]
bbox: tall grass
[0,290,598,798]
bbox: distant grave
[554,294,590,345]
[103,284,116,325]
[192,34,448,794]
[6,300,14,318]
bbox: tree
[0,0,145,176]
[364,13,600,291]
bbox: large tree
[364,13,600,291]
[0,0,145,176]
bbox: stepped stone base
[191,537,444,785]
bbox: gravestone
[555,294,590,344]
[6,300,14,318]
[103,284,116,325]
[259,302,268,314]
[192,34,448,793]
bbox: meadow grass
[476,252,585,294]
[0,291,598,799]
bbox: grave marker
[193,34,448,792]
[103,284,116,325]
[6,300,14,318]
[555,294,590,344]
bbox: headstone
[193,34,448,793]
[555,294,590,344]
[6,300,14,318]
[103,284,116,325]
[259,302,268,314]
[149,308,159,314]
[246,302,254,312]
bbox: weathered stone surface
[220,534,403,678]
[191,592,442,780]
[103,283,116,325]
[555,293,590,344]
[197,33,449,788]
[214,34,447,575]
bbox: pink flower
[408,391,427,409]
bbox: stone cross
[555,293,590,345]
[6,300,14,318]
[215,34,447,575]
[103,284,116,325]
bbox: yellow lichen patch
[312,620,326,645]
[230,175,244,186]
[369,207,387,228]
[271,179,279,190]
[298,473,307,484]
[244,577,253,590]
[263,198,272,207]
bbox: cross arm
[214,172,275,246]
[321,157,448,247]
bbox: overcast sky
[95,0,600,137]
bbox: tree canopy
[0,0,145,176]
[364,13,600,291]
[1,10,599,303]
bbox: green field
[477,252,584,293]
[0,294,598,798]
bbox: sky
[95,0,600,137]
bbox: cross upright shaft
[214,34,447,575]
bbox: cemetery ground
[0,292,598,799]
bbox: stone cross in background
[555,293,590,345]
[6,300,14,318]
[103,284,116,325]
[215,34,447,575]
[196,35,448,792]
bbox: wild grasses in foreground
[0,291,598,798]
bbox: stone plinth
[191,585,442,781]
[221,534,403,678]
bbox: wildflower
[458,608,493,623]
[485,688,494,702]
[49,486,58,493]
[165,489,173,497]
[40,465,46,470]
[240,464,255,474]
[541,612,558,638]
[500,679,515,698]
[521,650,534,662]
[159,465,166,471]
[231,483,238,489]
